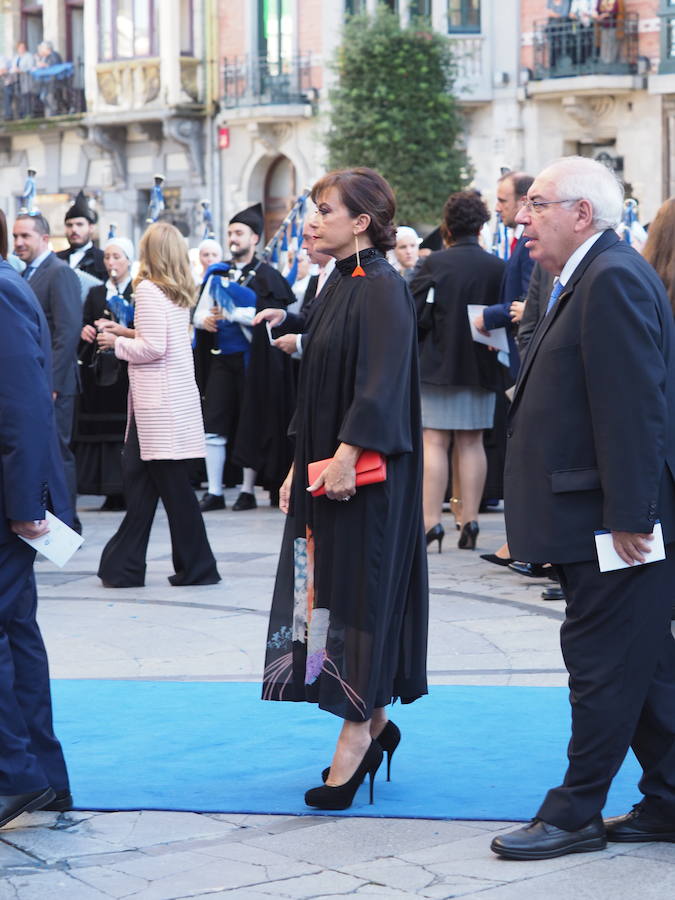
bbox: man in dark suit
[473,172,535,381]
[0,259,73,825]
[56,190,106,282]
[13,213,81,531]
[492,156,675,860]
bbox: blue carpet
[52,681,642,820]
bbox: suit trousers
[0,539,69,794]
[98,419,219,587]
[54,393,78,524]
[538,549,675,830]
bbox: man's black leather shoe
[41,789,73,812]
[232,491,257,511]
[199,492,225,512]
[508,561,551,579]
[541,586,565,601]
[605,802,675,842]
[0,788,55,828]
[490,816,606,860]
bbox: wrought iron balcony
[221,54,318,110]
[531,14,639,81]
[1,60,85,122]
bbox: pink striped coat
[115,279,205,461]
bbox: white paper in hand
[467,304,509,354]
[594,521,666,573]
[18,511,84,567]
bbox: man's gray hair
[542,156,624,230]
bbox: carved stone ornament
[97,69,120,106]
[248,122,292,154]
[164,117,205,183]
[142,62,161,104]
[88,125,127,184]
[561,95,615,136]
[180,58,200,103]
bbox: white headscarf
[104,237,135,261]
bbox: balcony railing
[222,54,318,109]
[1,60,85,122]
[531,14,639,80]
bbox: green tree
[326,5,472,225]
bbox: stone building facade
[0,0,211,248]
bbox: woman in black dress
[262,168,428,810]
[73,237,135,510]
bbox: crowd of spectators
[0,39,79,119]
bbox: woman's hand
[253,308,285,327]
[279,464,295,515]
[96,329,117,350]
[307,443,360,502]
[96,319,125,336]
[81,324,97,343]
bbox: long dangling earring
[351,233,365,278]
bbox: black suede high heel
[425,523,445,553]
[306,740,383,810]
[458,520,479,550]
[322,719,401,783]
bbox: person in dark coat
[262,167,428,812]
[410,192,505,553]
[12,212,81,532]
[492,155,675,860]
[0,252,73,825]
[195,203,296,512]
[56,190,107,283]
[73,237,135,510]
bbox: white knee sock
[242,467,256,495]
[205,434,226,496]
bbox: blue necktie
[546,279,564,316]
[24,265,35,281]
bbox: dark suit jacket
[57,244,107,282]
[516,262,555,354]
[504,230,675,564]
[483,237,535,380]
[410,237,506,392]
[27,251,82,395]
[0,260,72,541]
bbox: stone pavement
[1,491,674,899]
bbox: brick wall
[218,0,246,61]
[520,0,662,70]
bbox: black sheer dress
[262,249,428,721]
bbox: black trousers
[98,420,220,587]
[0,539,69,794]
[538,549,675,830]
[54,393,78,525]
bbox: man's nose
[515,205,529,226]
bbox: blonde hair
[134,222,197,308]
[643,198,675,317]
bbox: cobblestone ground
[2,491,674,899]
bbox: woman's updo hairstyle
[311,167,397,253]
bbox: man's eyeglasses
[520,198,581,214]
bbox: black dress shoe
[232,491,257,511]
[41,789,73,812]
[508,561,551,578]
[490,816,606,860]
[100,494,126,511]
[199,492,225,512]
[605,802,675,842]
[541,586,565,601]
[0,787,55,828]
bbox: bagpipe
[204,189,311,354]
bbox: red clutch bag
[307,450,387,497]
